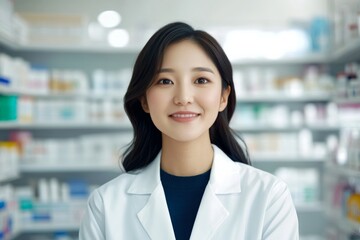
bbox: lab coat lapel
[190,145,242,240]
[190,184,229,239]
[128,151,175,240]
[137,184,176,240]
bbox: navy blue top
[160,169,211,240]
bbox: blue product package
[0,77,10,87]
[68,180,89,199]
[309,17,330,52]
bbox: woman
[79,22,299,240]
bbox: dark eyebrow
[192,67,214,74]
[157,68,174,73]
[157,67,215,74]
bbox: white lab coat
[79,145,299,240]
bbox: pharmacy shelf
[0,28,19,49]
[327,211,360,235]
[331,39,360,63]
[232,124,339,132]
[20,222,80,233]
[326,164,360,178]
[1,23,358,63]
[0,121,132,129]
[8,227,21,240]
[0,31,328,62]
[17,42,141,54]
[334,97,360,105]
[252,155,325,162]
[0,172,19,183]
[299,236,324,240]
[0,89,124,100]
[0,29,139,53]
[20,163,121,172]
[295,202,324,212]
[256,39,360,65]
[229,53,329,65]
[236,93,332,103]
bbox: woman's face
[142,39,230,143]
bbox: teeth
[172,114,197,118]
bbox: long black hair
[122,22,250,172]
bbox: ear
[140,96,150,113]
[219,86,231,112]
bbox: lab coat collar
[127,144,242,195]
[128,145,242,240]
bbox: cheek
[146,90,166,110]
[201,89,222,108]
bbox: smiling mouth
[169,112,201,122]
[170,113,200,118]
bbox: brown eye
[194,78,209,84]
[158,79,174,85]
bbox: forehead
[161,39,217,70]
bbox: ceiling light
[108,29,129,47]
[97,10,121,28]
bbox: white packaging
[290,110,304,127]
[38,178,49,203]
[270,105,290,128]
[17,96,34,123]
[313,142,327,158]
[13,57,29,92]
[304,104,317,126]
[233,70,246,98]
[49,178,60,202]
[28,67,50,95]
[326,135,338,156]
[92,69,106,94]
[0,53,14,89]
[298,129,313,157]
[43,139,58,164]
[61,183,70,202]
[326,102,338,126]
[78,100,88,122]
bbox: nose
[173,84,193,105]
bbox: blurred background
[0,0,360,239]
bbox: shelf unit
[0,161,19,240]
[324,0,360,231]
[2,14,360,240]
[326,209,360,237]
[232,124,339,132]
[326,164,360,179]
[0,173,19,183]
[20,163,121,173]
[1,45,334,240]
[236,93,333,103]
[231,53,330,65]
[0,89,124,100]
[324,94,360,238]
[0,121,131,129]
[20,222,80,233]
[331,39,360,63]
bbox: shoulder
[212,145,289,197]
[91,171,139,201]
[236,162,287,193]
[231,162,292,210]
